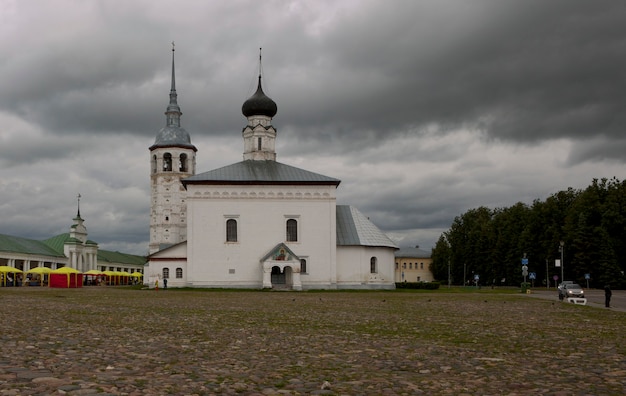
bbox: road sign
[529,272,536,280]
[521,258,529,265]
[584,273,590,280]
[522,265,528,271]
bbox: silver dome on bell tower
[150,43,196,151]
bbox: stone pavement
[0,287,624,395]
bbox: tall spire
[150,42,196,151]
[166,41,181,127]
[259,47,263,80]
[171,42,177,93]
[76,193,82,219]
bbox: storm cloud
[1,0,625,254]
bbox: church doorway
[271,266,286,286]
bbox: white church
[145,48,397,290]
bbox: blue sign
[529,272,536,280]
[521,258,529,265]
[584,273,590,280]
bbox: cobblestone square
[1,287,624,395]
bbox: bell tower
[242,48,278,161]
[149,43,197,254]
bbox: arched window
[163,267,170,279]
[300,259,307,273]
[179,153,187,172]
[226,219,238,242]
[370,257,377,274]
[152,155,157,174]
[257,137,262,151]
[163,153,172,171]
[286,219,298,242]
[176,267,183,279]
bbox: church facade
[145,48,397,290]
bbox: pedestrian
[163,278,168,289]
[604,284,612,308]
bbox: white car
[559,283,584,300]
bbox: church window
[421,262,424,269]
[226,219,238,242]
[403,263,406,269]
[409,263,412,269]
[257,137,262,151]
[179,153,187,172]
[176,267,183,278]
[163,267,170,279]
[152,155,157,174]
[300,259,307,274]
[163,153,172,171]
[286,219,298,242]
[370,257,378,274]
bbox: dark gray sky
[1,0,625,255]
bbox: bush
[395,281,441,290]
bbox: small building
[0,208,145,279]
[395,246,434,283]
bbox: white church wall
[146,242,188,288]
[186,184,337,288]
[336,246,396,289]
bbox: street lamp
[559,241,565,282]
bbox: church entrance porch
[261,243,302,291]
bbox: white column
[292,271,302,291]
[262,263,272,288]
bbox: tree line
[431,177,626,289]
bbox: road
[528,288,626,312]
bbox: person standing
[604,285,612,308]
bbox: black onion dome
[242,76,277,118]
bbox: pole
[546,259,549,289]
[463,263,466,287]
[546,259,550,289]
[560,241,565,282]
[448,259,451,288]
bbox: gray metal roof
[336,205,398,248]
[183,160,341,186]
[150,126,196,151]
[395,247,432,259]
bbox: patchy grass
[0,287,624,395]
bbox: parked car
[557,280,574,291]
[559,283,584,300]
